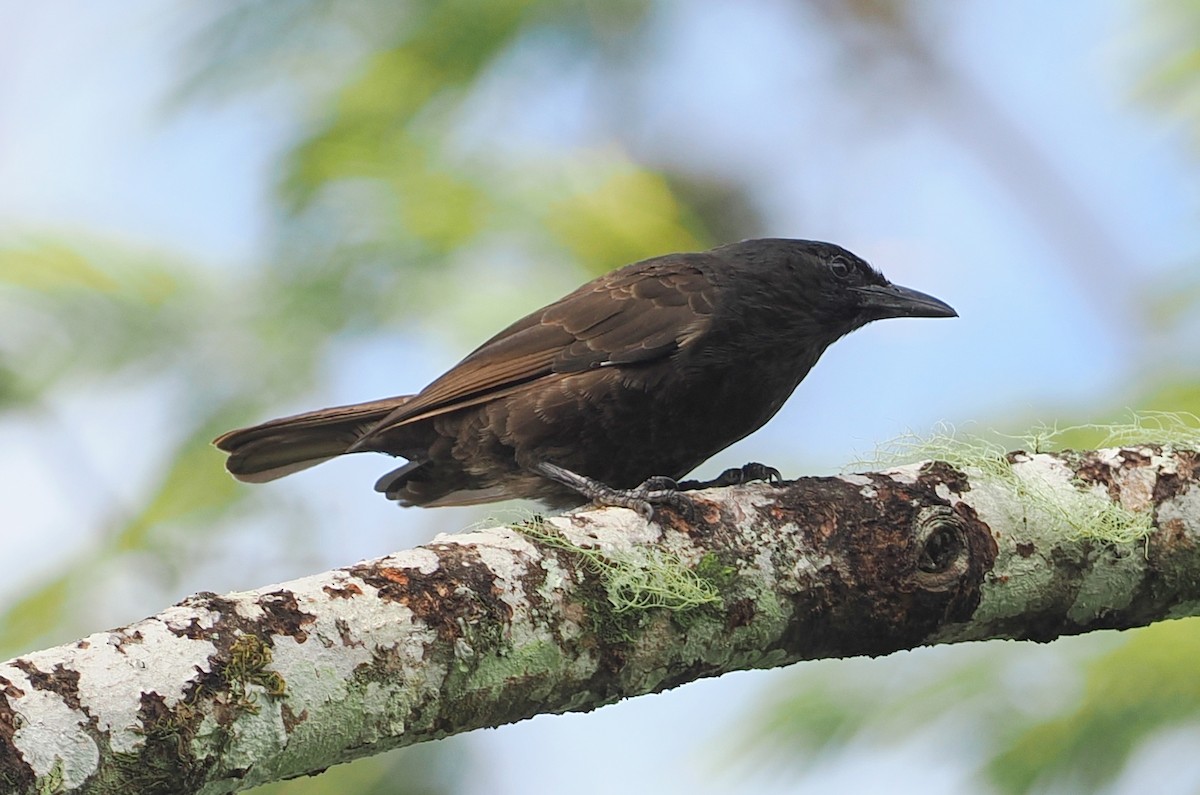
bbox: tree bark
[2,446,1198,794]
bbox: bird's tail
[214,396,412,483]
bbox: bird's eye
[829,259,852,280]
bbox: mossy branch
[1,441,1199,794]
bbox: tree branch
[3,446,1198,794]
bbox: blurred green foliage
[0,239,189,397]
[1139,0,1200,151]
[989,619,1200,793]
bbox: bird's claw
[677,462,783,490]
[533,462,696,521]
[729,462,783,486]
[627,477,696,521]
[584,476,695,521]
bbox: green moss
[90,633,292,793]
[34,759,63,795]
[456,639,564,695]
[850,413,1200,546]
[514,519,722,613]
[1024,410,1200,451]
[694,552,737,590]
[577,576,645,645]
[101,746,185,795]
[224,633,288,709]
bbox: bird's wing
[358,257,718,435]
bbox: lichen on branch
[0,439,1198,794]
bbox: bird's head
[722,239,957,335]
[813,241,958,327]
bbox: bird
[214,238,957,516]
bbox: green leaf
[988,619,1200,794]
[0,241,119,292]
[113,413,250,554]
[545,160,711,273]
[0,572,73,658]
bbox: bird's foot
[534,462,695,520]
[677,462,783,491]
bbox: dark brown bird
[214,239,956,514]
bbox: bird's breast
[475,344,817,487]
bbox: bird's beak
[852,283,958,319]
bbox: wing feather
[354,255,718,442]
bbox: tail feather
[214,396,412,483]
[374,459,512,507]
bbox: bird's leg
[677,462,783,491]
[533,462,695,520]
